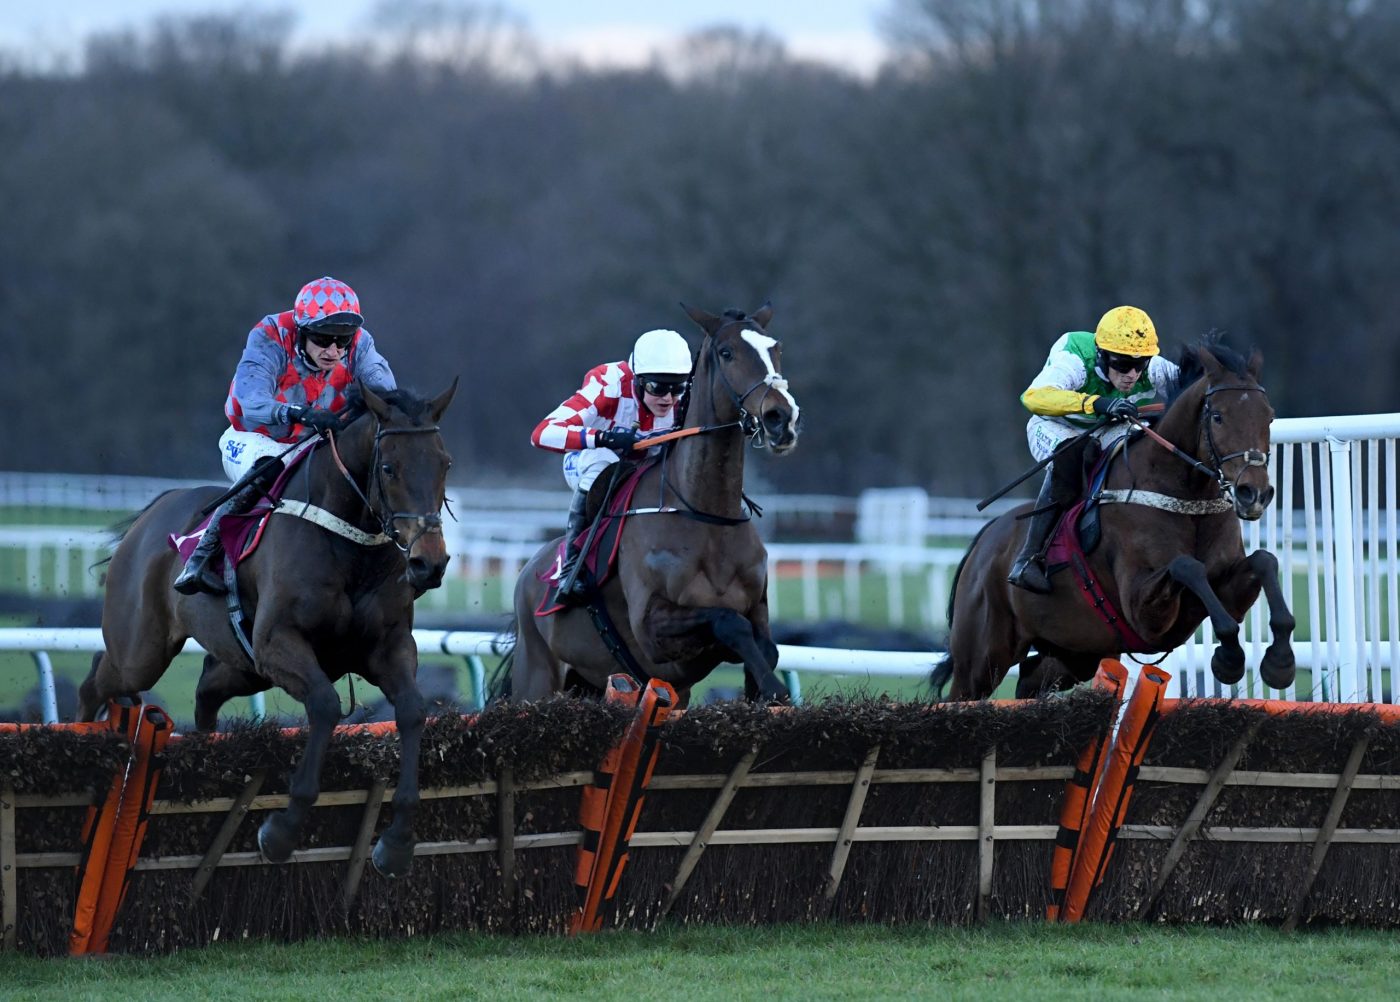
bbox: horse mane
[1167,329,1255,406]
[339,384,439,428]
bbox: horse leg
[641,600,788,702]
[1216,550,1297,690]
[79,639,184,721]
[1166,555,1247,685]
[369,640,426,879]
[256,651,342,864]
[194,654,270,732]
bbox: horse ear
[360,380,393,421]
[428,376,459,423]
[1246,348,1264,382]
[752,301,774,329]
[681,301,722,336]
[1195,345,1225,381]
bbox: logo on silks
[226,441,245,460]
[563,452,580,478]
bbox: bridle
[327,421,445,554]
[708,317,792,448]
[1201,384,1270,503]
[1132,382,1270,505]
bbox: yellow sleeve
[1021,386,1099,417]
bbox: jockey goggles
[1103,352,1151,374]
[304,329,355,349]
[639,377,689,397]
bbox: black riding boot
[555,489,592,604]
[174,458,283,596]
[1007,470,1061,595]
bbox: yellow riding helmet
[1094,305,1159,357]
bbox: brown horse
[931,339,1296,699]
[507,303,800,705]
[80,381,457,876]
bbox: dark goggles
[639,377,689,397]
[304,330,354,349]
[1103,352,1150,374]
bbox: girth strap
[1096,489,1234,516]
[273,501,394,546]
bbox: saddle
[167,442,317,573]
[536,459,657,617]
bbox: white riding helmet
[629,329,691,377]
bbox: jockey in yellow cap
[1007,306,1181,593]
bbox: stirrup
[1007,557,1052,595]
[174,554,226,596]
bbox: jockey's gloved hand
[596,427,640,452]
[288,405,340,433]
[1092,396,1139,420]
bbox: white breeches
[562,447,622,492]
[219,428,288,483]
[1026,415,1130,465]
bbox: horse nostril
[1261,485,1275,508]
[1236,485,1257,507]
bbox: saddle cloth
[167,440,317,571]
[535,460,654,617]
[1042,440,1150,652]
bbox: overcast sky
[0,1,890,74]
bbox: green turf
[2,922,1398,1001]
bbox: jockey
[174,276,398,596]
[1007,305,1180,594]
[529,327,693,601]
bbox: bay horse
[508,303,800,706]
[79,380,457,877]
[932,339,1296,699]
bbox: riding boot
[174,457,283,596]
[1007,470,1061,595]
[555,489,592,604]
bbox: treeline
[5,0,1400,496]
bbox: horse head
[1171,340,1274,520]
[354,378,458,593]
[683,302,801,454]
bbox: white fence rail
[0,627,940,724]
[3,409,1399,704]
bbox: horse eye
[381,463,397,478]
[719,347,734,361]
[1211,411,1223,424]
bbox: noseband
[1200,384,1270,504]
[710,318,792,447]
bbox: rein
[1127,383,1269,506]
[637,315,789,525]
[325,423,444,554]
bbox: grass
[2,922,1398,1001]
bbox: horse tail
[930,519,998,701]
[88,489,184,578]
[928,657,954,700]
[486,617,517,704]
[945,519,996,627]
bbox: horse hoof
[1259,647,1296,690]
[257,818,295,864]
[1210,647,1246,686]
[371,836,414,879]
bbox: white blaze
[739,330,800,424]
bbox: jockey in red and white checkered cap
[529,328,693,601]
[175,277,398,596]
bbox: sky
[0,1,891,75]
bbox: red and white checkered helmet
[293,276,363,330]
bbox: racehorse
[931,338,1296,699]
[79,380,457,877]
[507,303,800,706]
